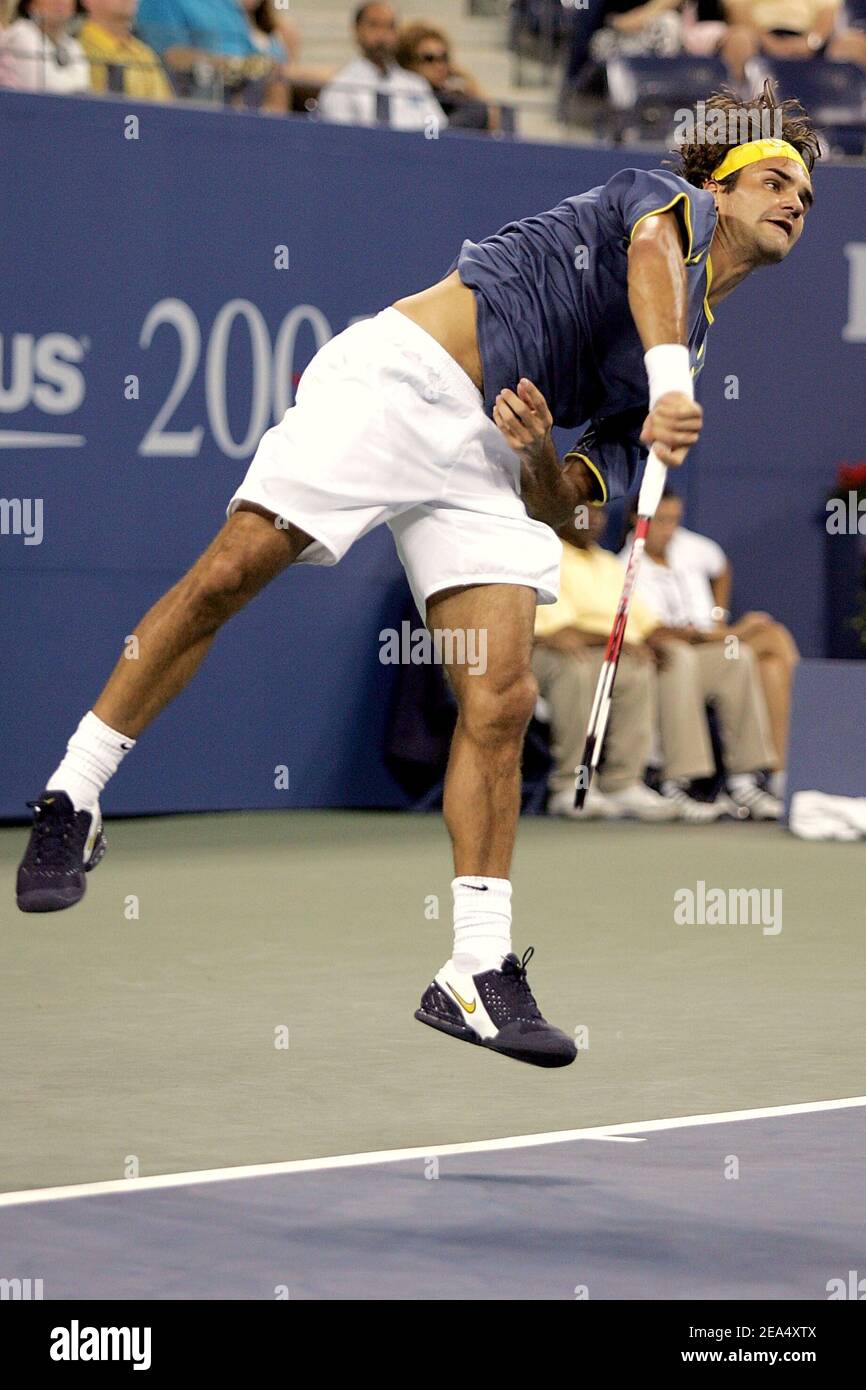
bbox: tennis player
[16,85,817,1069]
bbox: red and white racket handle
[637,449,668,520]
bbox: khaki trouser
[531,646,655,793]
[655,639,776,780]
[531,638,777,793]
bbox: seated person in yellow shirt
[79,0,172,102]
[532,504,680,823]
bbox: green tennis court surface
[1,811,862,1196]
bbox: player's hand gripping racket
[574,449,667,809]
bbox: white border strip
[1,1095,863,1211]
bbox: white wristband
[644,344,693,409]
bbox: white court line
[585,1136,645,1142]
[0,1095,862,1211]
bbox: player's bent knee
[182,549,264,627]
[458,670,538,744]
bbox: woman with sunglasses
[396,20,499,132]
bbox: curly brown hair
[669,80,821,190]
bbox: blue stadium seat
[761,59,866,157]
[761,58,866,115]
[601,55,730,142]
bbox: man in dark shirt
[17,86,817,1073]
[441,163,717,499]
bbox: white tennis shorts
[227,306,562,613]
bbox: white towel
[789,791,866,841]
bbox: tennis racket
[574,449,667,809]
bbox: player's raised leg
[16,507,312,913]
[414,581,577,1068]
[92,507,310,737]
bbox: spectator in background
[318,2,447,132]
[135,0,288,108]
[248,3,337,98]
[722,0,866,78]
[237,0,293,107]
[681,0,732,56]
[395,20,499,132]
[624,490,797,801]
[592,0,758,87]
[78,0,172,101]
[532,507,680,822]
[1,0,88,91]
[625,491,785,818]
[590,0,684,66]
[247,0,300,64]
[240,0,292,66]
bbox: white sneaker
[727,782,783,821]
[601,781,679,822]
[660,782,731,824]
[548,786,619,820]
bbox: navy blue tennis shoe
[416,947,577,1068]
[16,792,106,913]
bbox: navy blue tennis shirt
[445,168,719,503]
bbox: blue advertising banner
[1,91,864,815]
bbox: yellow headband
[711,138,808,183]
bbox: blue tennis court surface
[2,1102,862,1300]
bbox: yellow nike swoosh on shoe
[83,819,100,861]
[447,981,477,1014]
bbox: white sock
[728,773,758,796]
[46,711,136,812]
[768,770,786,799]
[452,876,512,974]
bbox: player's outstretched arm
[493,378,594,527]
[628,212,704,469]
